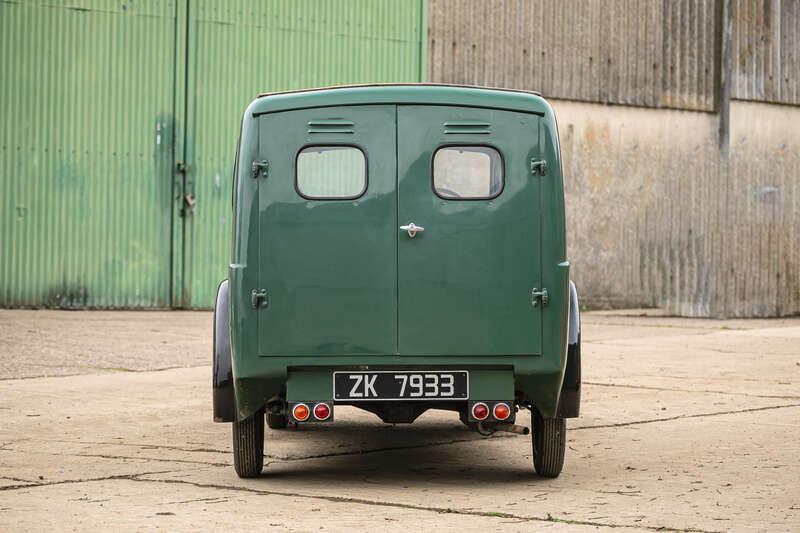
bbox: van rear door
[396,106,543,356]
[256,106,397,356]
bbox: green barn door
[396,106,543,356]
[0,0,177,308]
[256,106,398,356]
[174,1,252,308]
[176,0,427,308]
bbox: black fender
[213,280,236,422]
[558,280,581,418]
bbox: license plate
[333,371,469,401]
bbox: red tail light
[313,403,331,421]
[493,402,511,421]
[472,402,489,421]
[292,403,310,421]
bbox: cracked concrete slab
[0,310,210,380]
[133,406,800,532]
[0,478,649,532]
[1,310,798,531]
[2,370,796,477]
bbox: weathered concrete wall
[558,99,800,316]
[725,101,800,316]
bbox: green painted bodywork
[397,105,542,356]
[256,106,398,355]
[230,85,569,419]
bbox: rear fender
[213,280,236,422]
[558,281,581,418]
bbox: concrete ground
[0,310,798,532]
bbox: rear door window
[296,145,367,199]
[432,146,503,199]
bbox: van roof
[248,83,550,117]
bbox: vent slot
[443,121,491,135]
[307,119,355,134]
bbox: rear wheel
[266,412,288,430]
[232,409,264,478]
[532,412,566,478]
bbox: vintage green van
[213,84,581,478]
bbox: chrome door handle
[400,222,425,238]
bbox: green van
[213,84,581,478]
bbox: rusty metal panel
[181,0,427,308]
[731,0,800,105]
[428,0,718,111]
[0,0,176,308]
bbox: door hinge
[251,289,268,309]
[252,160,268,179]
[530,159,547,176]
[531,288,549,308]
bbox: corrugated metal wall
[0,0,176,308]
[723,102,800,316]
[0,0,426,309]
[731,0,800,105]
[430,0,800,111]
[428,0,719,111]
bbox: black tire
[532,412,566,478]
[266,412,288,430]
[232,409,264,478]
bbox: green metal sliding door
[0,0,177,307]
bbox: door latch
[399,222,425,238]
[530,159,547,176]
[183,193,196,215]
[531,288,549,308]
[252,160,269,179]
[251,289,268,309]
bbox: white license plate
[333,371,469,401]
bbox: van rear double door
[256,105,542,357]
